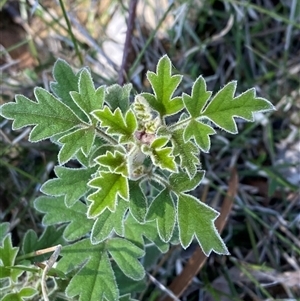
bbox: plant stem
[95,127,119,145]
[167,117,192,132]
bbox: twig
[118,0,138,86]
[41,245,62,301]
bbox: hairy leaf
[147,189,176,242]
[92,106,137,142]
[57,127,96,164]
[202,81,275,133]
[1,287,37,301]
[182,76,212,117]
[21,226,64,259]
[124,214,169,253]
[87,172,129,218]
[141,55,183,116]
[0,88,82,142]
[91,199,128,243]
[105,83,132,113]
[119,294,139,301]
[107,238,145,280]
[128,180,147,223]
[171,128,199,178]
[50,59,87,121]
[34,196,93,241]
[0,223,9,242]
[183,120,216,153]
[57,239,118,301]
[70,69,105,122]
[142,136,177,172]
[169,170,205,193]
[0,234,21,282]
[177,194,229,255]
[96,150,128,176]
[114,265,146,296]
[41,166,95,207]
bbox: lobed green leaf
[70,68,105,123]
[34,196,93,241]
[171,128,199,178]
[57,127,96,164]
[0,234,21,282]
[92,106,137,142]
[107,238,145,280]
[0,287,37,301]
[124,214,169,253]
[96,150,128,176]
[142,136,177,172]
[128,181,148,223]
[202,81,275,133]
[182,76,212,117]
[169,170,205,193]
[141,55,183,117]
[50,59,87,121]
[177,194,229,255]
[41,166,96,207]
[91,199,128,244]
[146,189,176,242]
[87,172,129,218]
[183,120,216,153]
[105,83,132,114]
[0,88,82,142]
[57,239,118,301]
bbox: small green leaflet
[87,172,129,218]
[202,81,275,134]
[107,238,145,280]
[34,196,93,242]
[0,234,22,283]
[146,189,176,242]
[177,194,229,255]
[0,88,82,142]
[70,69,105,123]
[92,106,137,142]
[41,166,96,207]
[57,239,118,301]
[141,55,183,117]
[96,150,128,176]
[142,136,177,172]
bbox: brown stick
[118,0,138,86]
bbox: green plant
[0,55,275,300]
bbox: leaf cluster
[0,55,275,300]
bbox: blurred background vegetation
[0,0,299,300]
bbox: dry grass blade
[159,168,238,301]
